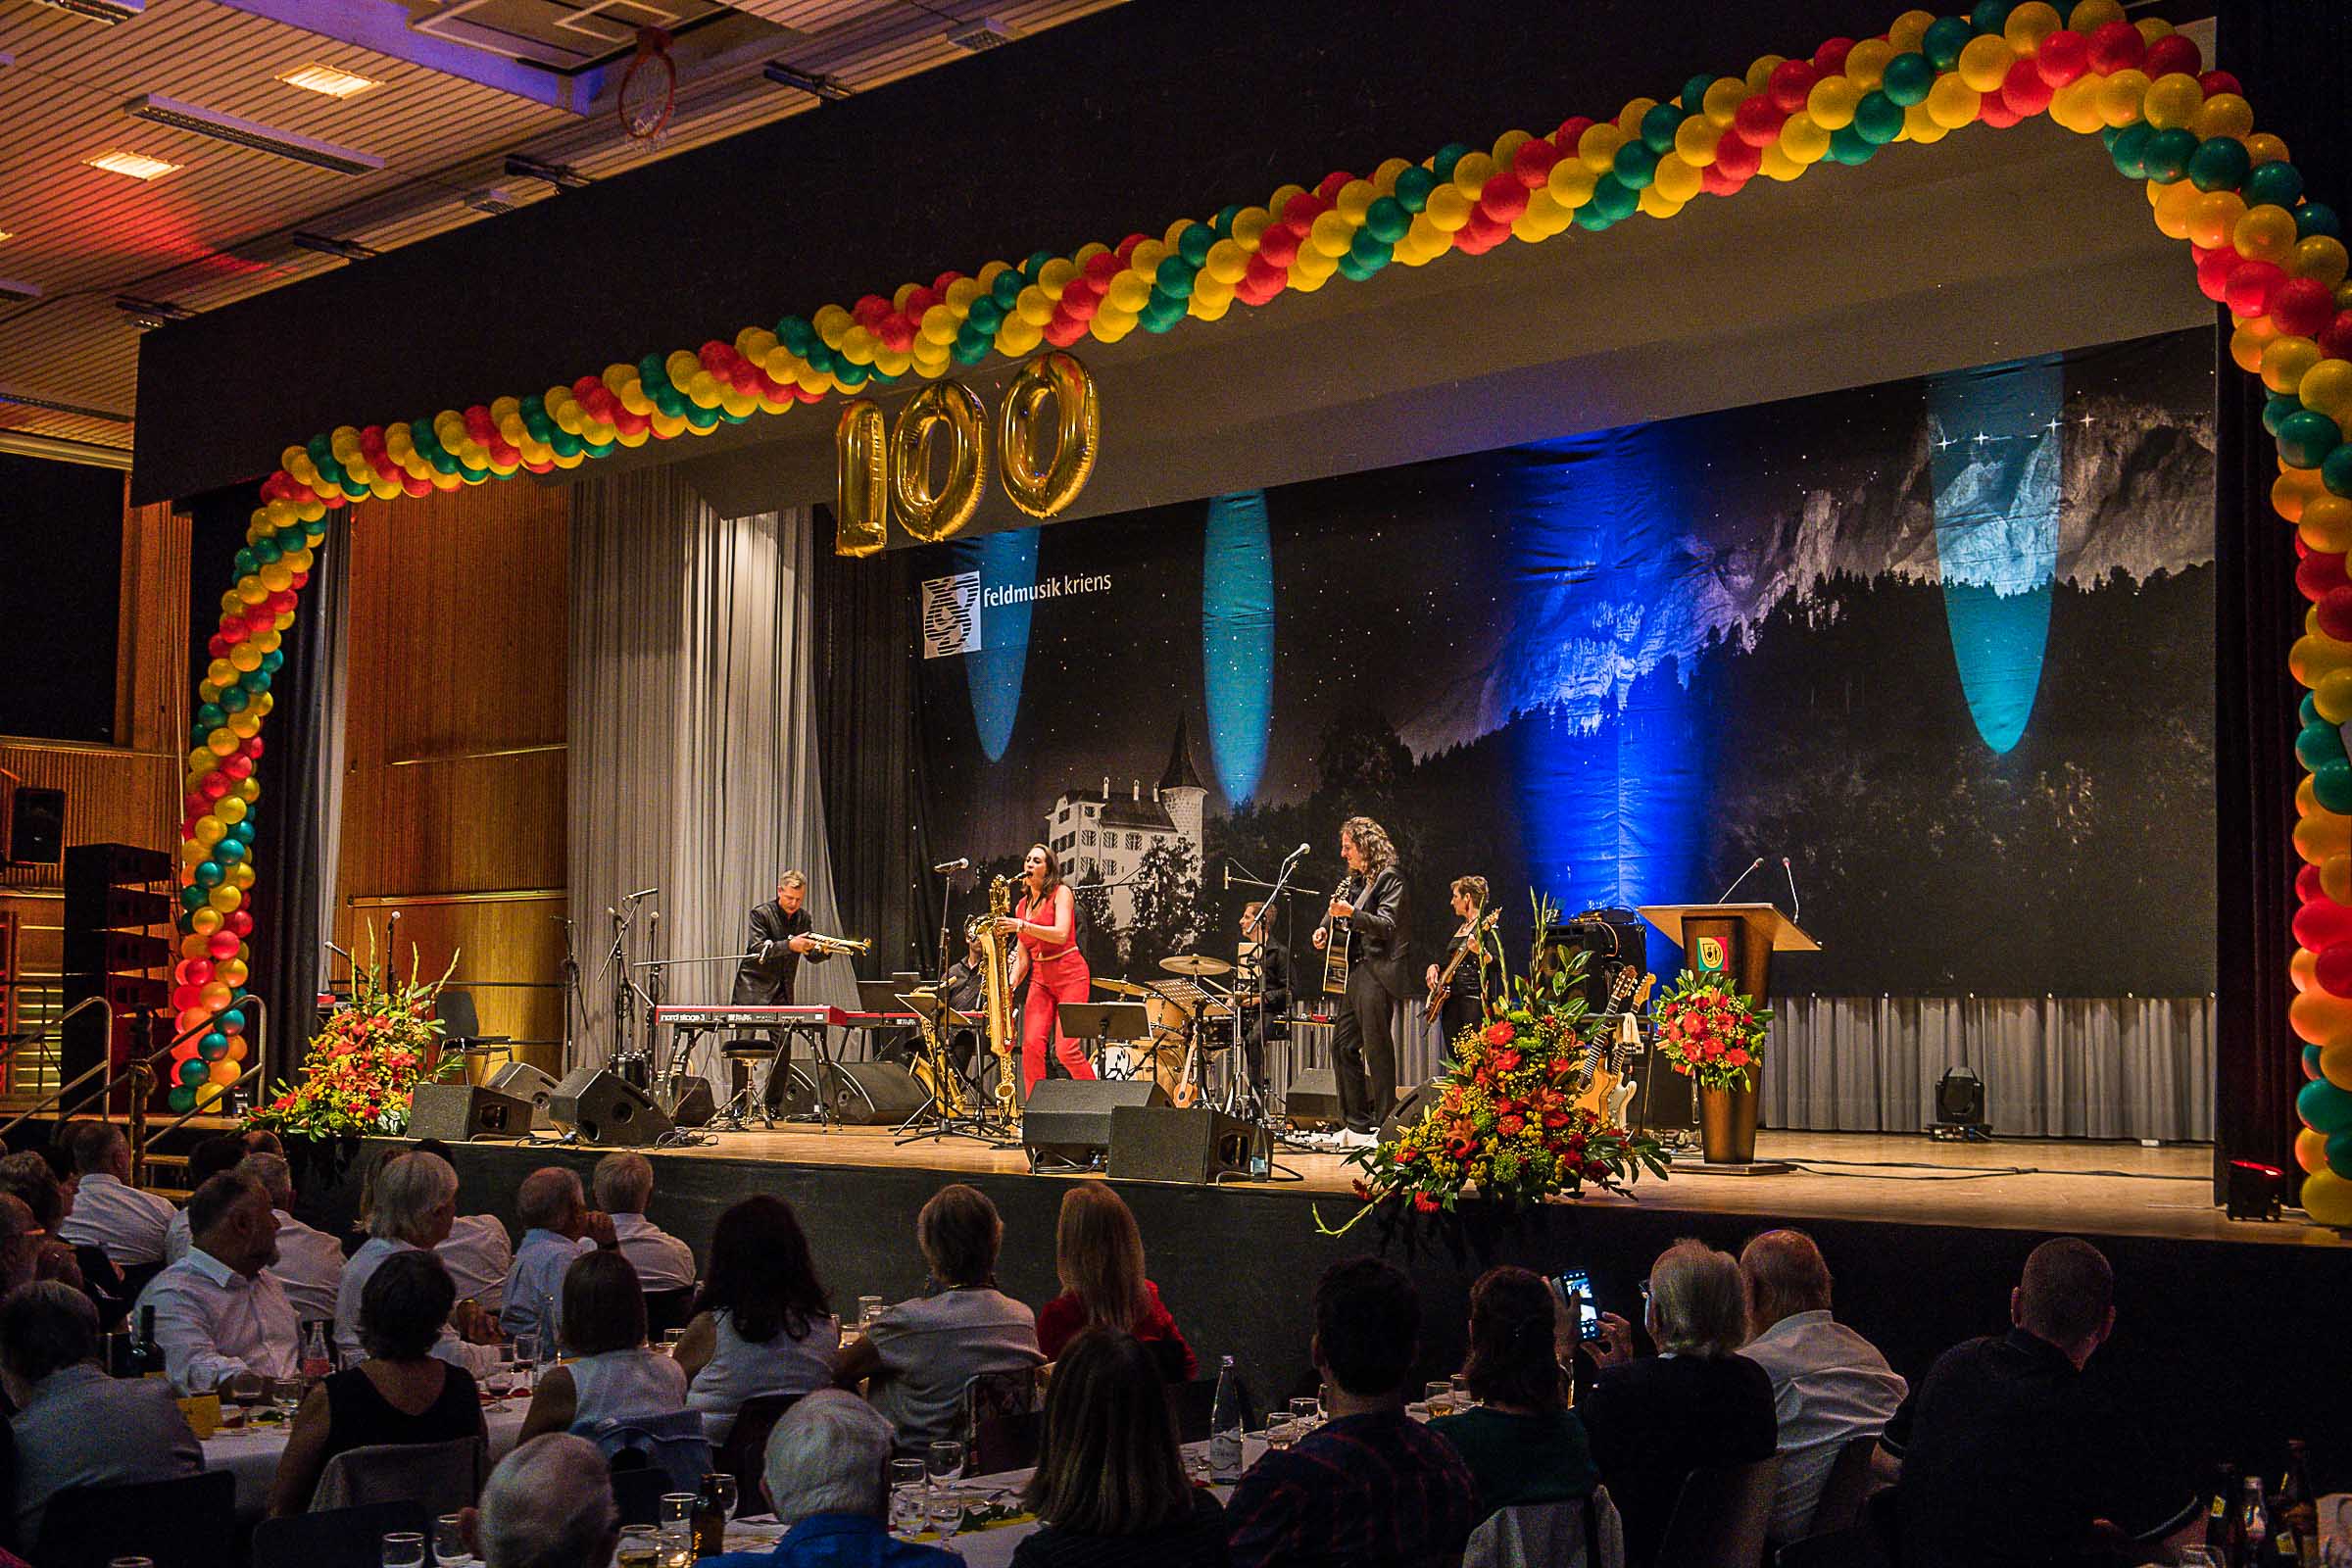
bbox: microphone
[322,940,353,962]
[1782,857,1801,924]
[1714,858,1764,903]
[608,906,620,922]
[1287,842,1310,860]
[932,857,970,874]
[622,886,660,902]
[1222,863,1231,890]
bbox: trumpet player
[730,870,833,1096]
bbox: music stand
[1057,1003,1150,1042]
[893,989,996,1147]
[858,979,910,1015]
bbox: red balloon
[1700,163,1750,196]
[1082,251,1122,285]
[199,773,231,800]
[1043,314,1087,348]
[1255,225,1299,269]
[2001,57,2055,116]
[2195,246,2237,302]
[1511,137,1560,189]
[2303,864,2328,906]
[1713,134,1763,180]
[2226,260,2284,319]
[1978,96,2024,129]
[1457,212,1509,249]
[1479,172,1529,221]
[2319,941,2352,999]
[228,910,254,937]
[1554,115,1595,148]
[2199,70,2242,97]
[2141,33,2201,78]
[2085,20,2145,74]
[1732,93,1787,148]
[1281,191,1327,226]
[1315,171,1352,200]
[2297,551,2349,604]
[222,756,253,781]
[2275,277,2339,339]
[1057,287,1099,324]
[2295,896,2352,953]
[170,984,200,1013]
[2035,30,2088,86]
[2321,313,2352,363]
[1812,36,1854,75]
[849,297,888,328]
[207,930,239,959]
[2319,586,2352,643]
[1768,59,1818,114]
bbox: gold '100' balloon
[833,400,887,558]
[890,379,989,542]
[998,352,1100,519]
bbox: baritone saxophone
[967,875,1019,1120]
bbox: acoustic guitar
[1320,873,1360,997]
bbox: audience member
[3,1282,202,1544]
[477,1434,619,1568]
[0,1198,38,1298]
[271,1250,488,1516]
[1736,1229,1906,1544]
[1429,1265,1598,1523]
[1580,1239,1777,1568]
[1014,1328,1227,1568]
[835,1184,1041,1452]
[407,1140,515,1311]
[161,1135,249,1264]
[518,1250,687,1441]
[697,1390,956,1568]
[131,1172,297,1394]
[53,1122,174,1269]
[1226,1258,1476,1568]
[1035,1185,1197,1382]
[239,1152,344,1325]
[679,1195,838,1444]
[498,1168,609,1345]
[337,1152,503,1374]
[0,1153,93,1299]
[593,1152,696,1292]
[1883,1238,2203,1568]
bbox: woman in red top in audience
[1035,1185,1196,1381]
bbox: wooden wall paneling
[334,894,568,1077]
[118,491,192,756]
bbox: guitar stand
[891,994,1010,1149]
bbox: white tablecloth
[202,1398,530,1520]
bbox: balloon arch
[172,1,2352,1220]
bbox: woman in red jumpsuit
[1002,843,1096,1097]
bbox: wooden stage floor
[624,1123,2314,1249]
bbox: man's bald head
[479,1434,617,1568]
[1739,1228,1834,1333]
[2013,1237,2116,1366]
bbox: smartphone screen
[1553,1270,1601,1340]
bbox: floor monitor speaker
[407,1082,537,1143]
[1283,1068,1343,1130]
[662,1077,716,1128]
[1022,1079,1165,1169]
[549,1066,673,1147]
[770,1059,928,1125]
[487,1062,562,1131]
[1108,1104,1267,1184]
[1378,1079,1443,1143]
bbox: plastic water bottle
[1208,1355,1246,1482]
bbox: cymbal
[1159,954,1233,977]
[1095,976,1151,998]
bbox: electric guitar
[1573,970,1655,1126]
[1423,910,1501,1025]
[1320,874,1360,997]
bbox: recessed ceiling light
[0,232,12,244]
[277,63,381,99]
[87,148,179,180]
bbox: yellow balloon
[2230,327,2268,376]
[2004,2,2062,52]
[1843,38,1894,91]
[832,401,886,559]
[2246,132,2290,168]
[2290,988,2352,1049]
[231,861,253,891]
[2318,666,2352,724]
[2095,70,2152,128]
[1637,185,1683,220]
[2049,77,2105,135]
[2295,809,2352,865]
[2237,204,2301,265]
[1700,77,1746,127]
[998,353,1101,521]
[1925,75,1982,131]
[2140,73,2203,131]
[2067,0,2124,31]
[1651,153,1702,203]
[195,1082,223,1111]
[2295,946,2323,995]
[1781,113,1832,165]
[1674,115,1720,167]
[193,815,225,847]
[1808,75,1862,131]
[2297,1127,2330,1176]
[2302,1168,2352,1229]
[1956,34,2016,93]
[217,958,248,988]
[190,906,222,937]
[2308,496,2352,556]
[207,1058,239,1087]
[2301,362,2352,424]
[209,884,241,913]
[2190,94,2254,142]
[1576,122,1626,174]
[2151,179,2201,240]
[2327,854,2352,906]
[2263,336,2322,397]
[2290,236,2351,289]
[1888,9,1936,52]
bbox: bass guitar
[1422,909,1501,1025]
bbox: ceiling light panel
[276,63,383,99]
[87,148,180,179]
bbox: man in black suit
[731,871,830,1110]
[1311,815,1409,1146]
[1237,900,1292,1108]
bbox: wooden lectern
[1636,904,1819,1002]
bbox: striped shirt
[1225,1406,1476,1568]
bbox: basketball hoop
[617,26,676,153]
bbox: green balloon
[1363,195,1410,244]
[2247,160,2305,210]
[2299,721,2347,772]
[2315,758,2352,814]
[1923,15,1973,69]
[1590,173,1639,221]
[2142,128,2198,184]
[2187,135,2251,193]
[2328,1129,2352,1177]
[1641,101,1684,155]
[2322,443,2352,500]
[1394,165,1438,215]
[2109,123,2153,180]
[2301,1077,2352,1133]
[1853,91,1904,146]
[2280,409,2344,470]
[1882,52,1936,107]
[2268,392,2303,436]
[2309,1044,2328,1082]
[1612,141,1659,190]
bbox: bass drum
[1138,992,1195,1103]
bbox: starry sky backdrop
[910,328,2216,996]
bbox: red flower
[1411,1192,1440,1213]
[1498,1114,1526,1137]
[1543,1110,1569,1129]
[1493,1049,1524,1073]
[1727,1048,1750,1066]
[1351,1180,1372,1200]
[1484,1020,1515,1047]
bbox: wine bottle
[692,1473,728,1560]
[2275,1440,2318,1567]
[123,1305,163,1380]
[1208,1355,1247,1483]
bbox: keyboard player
[731,870,830,1108]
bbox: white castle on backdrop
[1044,713,1206,929]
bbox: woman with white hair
[694,1391,956,1567]
[333,1152,504,1375]
[1580,1238,1778,1568]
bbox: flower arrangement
[1317,899,1666,1233]
[1651,970,1771,1092]
[247,929,461,1139]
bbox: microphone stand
[1232,848,1309,1137]
[555,916,582,1072]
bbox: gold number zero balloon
[998,352,1101,519]
[833,399,888,558]
[889,379,989,543]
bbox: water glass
[888,1459,927,1537]
[614,1527,659,1568]
[1423,1379,1454,1416]
[925,1439,964,1488]
[432,1512,472,1566]
[269,1375,306,1421]
[655,1524,693,1568]
[382,1532,425,1568]
[660,1328,687,1353]
[1288,1396,1321,1430]
[511,1332,540,1369]
[1405,1401,1434,1422]
[1265,1413,1298,1452]
[659,1493,698,1531]
[858,1295,885,1327]
[926,1483,963,1540]
[710,1473,739,1521]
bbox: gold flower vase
[1697,1081,1759,1164]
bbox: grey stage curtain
[567,469,852,1072]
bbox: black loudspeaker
[1022,1080,1166,1169]
[1108,1105,1267,1184]
[1283,1068,1343,1130]
[408,1081,537,1142]
[487,1062,562,1131]
[549,1066,674,1147]
[769,1060,929,1126]
[9,788,63,867]
[662,1077,716,1128]
[1379,1079,1444,1143]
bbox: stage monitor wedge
[487,1061,562,1131]
[1023,1079,1164,1170]
[1108,1104,1267,1184]
[409,1081,536,1143]
[549,1066,673,1147]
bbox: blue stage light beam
[1928,356,2062,756]
[953,527,1038,761]
[1202,491,1275,805]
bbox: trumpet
[801,932,871,956]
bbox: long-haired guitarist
[1426,875,1494,1044]
[1310,815,1410,1145]
[998,842,1097,1096]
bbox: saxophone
[968,875,1019,1119]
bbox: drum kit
[1092,952,1248,1111]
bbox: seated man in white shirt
[1737,1228,1908,1544]
[133,1171,298,1394]
[593,1152,696,1294]
[161,1136,248,1266]
[499,1167,612,1345]
[411,1139,514,1310]
[337,1151,505,1376]
[54,1120,176,1269]
[238,1152,343,1327]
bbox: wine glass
[269,1375,306,1422]
[432,1512,472,1566]
[482,1361,515,1403]
[1288,1396,1321,1431]
[1423,1379,1454,1417]
[659,1493,698,1532]
[888,1459,926,1537]
[1265,1413,1298,1452]
[511,1332,539,1370]
[219,1369,266,1429]
[381,1532,425,1568]
[710,1473,739,1522]
[925,1439,964,1489]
